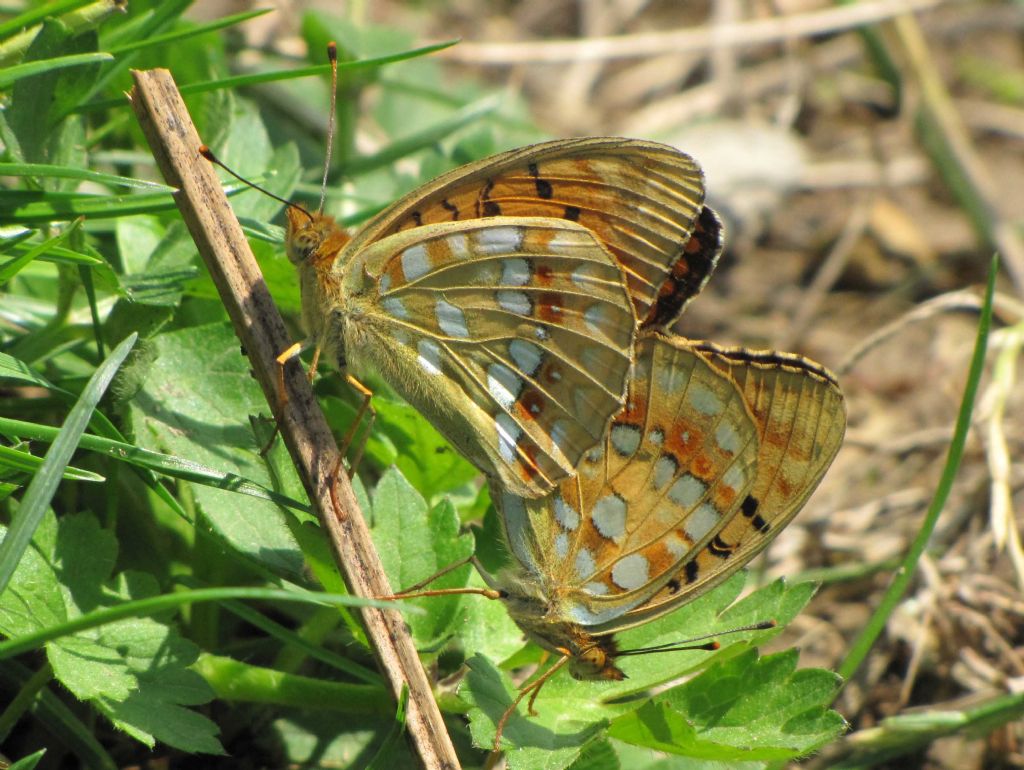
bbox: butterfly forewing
[346,138,717,328]
[344,217,636,498]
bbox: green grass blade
[7,748,46,770]
[0,354,54,388]
[0,586,403,661]
[0,189,176,224]
[214,594,381,684]
[0,660,115,770]
[0,218,80,284]
[0,444,104,482]
[0,51,113,89]
[1,181,262,224]
[0,416,310,514]
[837,254,998,684]
[342,95,500,176]
[0,333,136,594]
[105,8,272,56]
[5,241,105,268]
[76,39,458,113]
[0,162,174,191]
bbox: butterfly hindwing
[522,334,761,628]
[342,217,637,498]
[612,341,847,628]
[347,138,718,328]
[492,332,846,636]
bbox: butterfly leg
[339,374,374,478]
[376,556,503,601]
[326,374,376,527]
[493,651,571,751]
[258,340,319,455]
[306,343,323,382]
[525,655,555,716]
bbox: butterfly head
[568,638,626,681]
[285,207,350,268]
[496,568,627,681]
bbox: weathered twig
[438,0,953,64]
[129,68,460,770]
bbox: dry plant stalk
[438,0,949,64]
[129,68,460,770]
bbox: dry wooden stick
[129,68,460,770]
[438,0,950,64]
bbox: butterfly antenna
[318,41,338,215]
[199,145,314,223]
[615,620,777,658]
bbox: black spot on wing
[528,162,553,199]
[741,495,759,517]
[441,198,459,220]
[741,495,770,533]
[480,179,501,217]
[707,535,734,559]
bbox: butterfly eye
[287,236,316,265]
[569,645,609,680]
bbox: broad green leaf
[369,468,474,650]
[372,398,477,505]
[0,333,135,595]
[609,649,844,760]
[610,739,762,770]
[0,513,222,753]
[0,509,66,636]
[6,20,100,166]
[127,322,305,581]
[463,576,826,769]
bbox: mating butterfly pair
[281,137,846,748]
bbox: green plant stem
[220,595,380,684]
[794,555,903,587]
[195,653,392,714]
[0,661,53,742]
